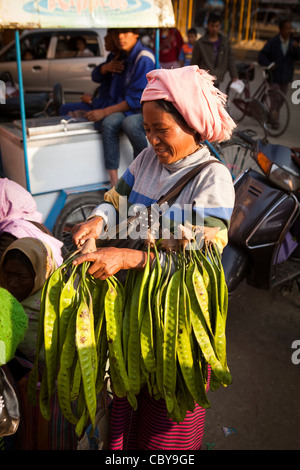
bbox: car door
[48,30,107,99]
[0,31,51,92]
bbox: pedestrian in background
[179,28,198,67]
[258,18,300,130]
[159,27,184,69]
[191,12,237,88]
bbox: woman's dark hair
[3,249,35,279]
[142,99,201,143]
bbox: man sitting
[86,28,155,187]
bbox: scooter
[221,100,300,295]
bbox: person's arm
[99,57,124,75]
[91,52,124,83]
[258,38,273,67]
[85,100,130,122]
[178,46,185,67]
[87,49,155,121]
[72,216,104,247]
[91,55,113,84]
[190,162,235,253]
[123,53,155,111]
[291,39,300,60]
[72,161,139,247]
[72,246,155,279]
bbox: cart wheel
[53,194,104,254]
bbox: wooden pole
[245,0,252,42]
[238,0,245,42]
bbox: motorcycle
[221,100,300,295]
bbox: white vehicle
[0,28,108,98]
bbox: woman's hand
[72,247,151,280]
[72,216,104,247]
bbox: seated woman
[71,65,236,450]
[0,237,77,450]
[0,177,63,265]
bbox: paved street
[201,63,300,451]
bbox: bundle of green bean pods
[27,237,232,436]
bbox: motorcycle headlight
[268,164,300,192]
[256,151,300,192]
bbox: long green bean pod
[140,257,158,373]
[122,270,135,368]
[58,265,78,356]
[27,276,50,405]
[176,273,210,409]
[44,267,63,398]
[127,245,150,396]
[75,263,97,429]
[153,252,171,397]
[105,277,131,396]
[39,366,51,421]
[163,268,181,414]
[70,357,81,402]
[57,310,79,425]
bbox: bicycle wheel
[216,140,260,179]
[225,80,249,123]
[53,194,104,254]
[261,89,290,137]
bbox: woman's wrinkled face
[142,101,198,165]
[2,258,35,302]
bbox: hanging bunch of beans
[27,227,232,437]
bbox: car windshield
[0,32,51,61]
[0,31,100,62]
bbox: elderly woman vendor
[72,65,236,450]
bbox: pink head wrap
[0,178,63,266]
[141,65,236,142]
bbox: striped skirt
[109,368,211,450]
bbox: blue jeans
[97,112,147,170]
